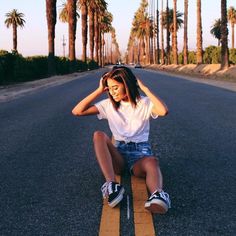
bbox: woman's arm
[72,78,105,116]
[137,79,168,116]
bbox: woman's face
[107,78,127,102]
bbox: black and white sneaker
[145,190,171,214]
[101,181,125,208]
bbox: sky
[0,0,235,58]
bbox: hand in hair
[98,77,108,93]
[136,78,147,92]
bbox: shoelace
[151,191,171,208]
[101,182,113,199]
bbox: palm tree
[156,0,160,64]
[166,0,170,64]
[196,0,203,64]
[88,0,96,60]
[58,2,80,23]
[45,0,57,76]
[68,0,77,72]
[221,0,229,69]
[5,9,26,53]
[59,1,80,60]
[210,19,222,46]
[95,0,108,66]
[183,0,188,65]
[100,11,113,66]
[160,0,165,64]
[110,27,121,64]
[162,8,183,61]
[132,0,149,65]
[79,0,88,62]
[228,6,236,49]
[172,0,178,65]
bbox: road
[0,68,235,235]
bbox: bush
[87,59,99,70]
[203,46,221,64]
[0,51,101,85]
[76,60,87,71]
[55,57,70,75]
[178,52,183,64]
[0,50,15,84]
[188,51,196,64]
[229,48,236,64]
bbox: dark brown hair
[102,66,140,110]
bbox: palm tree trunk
[46,0,57,76]
[110,33,113,64]
[183,0,188,64]
[156,0,160,64]
[101,33,104,67]
[196,0,203,64]
[68,0,77,72]
[161,0,165,64]
[99,24,102,66]
[145,36,150,64]
[81,0,88,62]
[173,0,178,64]
[231,24,235,49]
[89,7,95,61]
[221,0,229,69]
[13,24,17,52]
[166,0,170,65]
[94,11,99,63]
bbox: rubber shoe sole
[108,188,125,208]
[145,199,168,214]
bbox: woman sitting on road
[72,66,171,214]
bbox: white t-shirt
[95,96,158,143]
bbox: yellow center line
[99,175,121,236]
[99,175,156,236]
[131,176,156,236]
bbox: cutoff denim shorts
[114,140,155,173]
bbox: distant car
[134,63,142,68]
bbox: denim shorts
[114,141,154,173]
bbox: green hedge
[165,46,235,65]
[0,50,99,85]
[203,46,221,64]
[229,48,236,64]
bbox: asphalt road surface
[0,68,235,235]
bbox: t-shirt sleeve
[144,97,158,119]
[94,99,109,120]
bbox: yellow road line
[99,175,121,236]
[131,176,156,236]
[99,175,156,235]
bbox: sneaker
[145,190,171,214]
[101,181,125,208]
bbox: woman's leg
[93,131,125,182]
[132,156,171,214]
[132,157,163,194]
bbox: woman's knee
[93,131,109,143]
[144,157,159,170]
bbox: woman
[72,66,171,214]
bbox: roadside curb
[144,66,236,92]
[0,69,105,103]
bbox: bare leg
[93,131,125,182]
[132,157,163,194]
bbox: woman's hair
[102,66,140,110]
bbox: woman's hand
[98,77,107,94]
[137,78,147,92]
[136,78,168,116]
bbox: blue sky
[0,0,235,58]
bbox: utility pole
[62,35,66,57]
[156,0,160,64]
